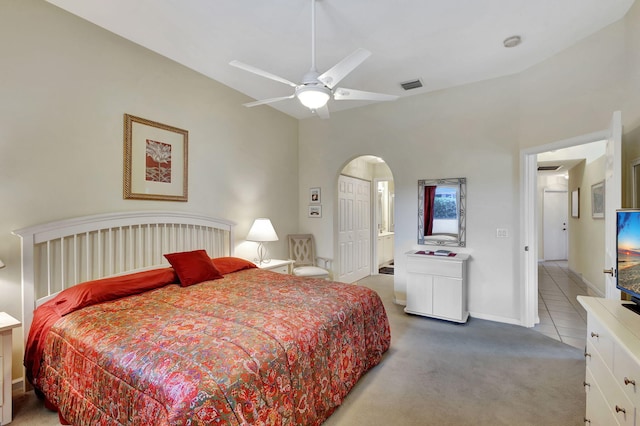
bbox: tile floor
[534,260,598,349]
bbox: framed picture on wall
[310,187,321,203]
[571,188,580,218]
[123,114,188,201]
[591,181,605,219]
[308,205,322,218]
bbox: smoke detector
[503,35,522,48]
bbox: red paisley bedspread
[34,269,390,425]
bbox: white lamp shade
[297,86,330,110]
[246,218,279,242]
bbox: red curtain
[424,186,436,236]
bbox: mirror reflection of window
[431,185,459,235]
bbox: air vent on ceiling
[400,79,423,91]
[538,165,561,171]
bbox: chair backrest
[288,234,317,267]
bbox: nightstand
[257,259,295,274]
[0,313,20,425]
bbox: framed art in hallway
[571,188,579,218]
[308,205,322,218]
[591,180,604,219]
[123,114,188,201]
[310,187,321,203]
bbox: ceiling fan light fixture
[296,85,331,109]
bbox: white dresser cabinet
[405,251,469,323]
[0,313,20,425]
[578,296,640,426]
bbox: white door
[337,175,371,283]
[604,111,622,299]
[355,179,371,280]
[543,190,568,260]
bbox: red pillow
[164,250,223,286]
[211,257,257,275]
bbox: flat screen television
[616,209,640,313]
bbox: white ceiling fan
[230,0,398,119]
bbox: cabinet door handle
[615,405,626,414]
[624,377,636,386]
[584,351,591,359]
[583,381,590,388]
[584,419,591,425]
[590,332,599,338]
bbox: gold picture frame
[123,114,188,201]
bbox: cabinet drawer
[587,315,614,367]
[614,345,640,407]
[587,343,635,426]
[268,265,289,274]
[406,257,462,278]
[585,368,620,426]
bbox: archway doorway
[336,155,394,282]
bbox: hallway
[533,260,598,349]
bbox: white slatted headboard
[13,211,235,344]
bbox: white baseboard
[469,311,523,326]
[12,377,24,394]
[394,297,406,306]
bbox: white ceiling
[46,0,635,119]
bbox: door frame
[372,177,393,274]
[521,129,609,327]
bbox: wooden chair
[287,234,330,279]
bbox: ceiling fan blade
[314,105,330,119]
[243,94,295,108]
[230,60,298,88]
[333,87,398,102]
[317,48,371,89]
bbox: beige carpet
[10,274,585,425]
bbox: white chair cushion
[293,266,329,278]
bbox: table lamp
[246,218,279,265]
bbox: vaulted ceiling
[46,0,635,119]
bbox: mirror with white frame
[418,177,466,247]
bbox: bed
[14,211,390,425]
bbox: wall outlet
[496,228,508,238]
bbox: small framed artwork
[591,180,605,219]
[571,188,580,218]
[308,205,322,218]
[310,187,321,203]
[123,114,188,201]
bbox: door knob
[603,268,615,276]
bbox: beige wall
[568,158,607,295]
[298,1,640,324]
[0,1,299,380]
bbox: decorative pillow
[211,257,257,275]
[164,249,223,287]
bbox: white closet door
[337,175,371,283]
